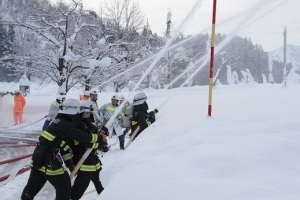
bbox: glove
[117,114,122,120]
[101,146,109,152]
[102,134,107,142]
[100,118,106,123]
[97,134,107,143]
[148,112,156,123]
[99,126,109,136]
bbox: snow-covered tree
[3,0,107,93]
[102,0,144,39]
[0,18,16,82]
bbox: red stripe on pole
[212,0,217,24]
[208,0,217,117]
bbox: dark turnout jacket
[72,117,105,171]
[31,113,103,175]
[131,102,155,140]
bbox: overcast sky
[52,0,299,51]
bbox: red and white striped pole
[208,0,217,116]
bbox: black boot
[120,142,125,150]
[118,135,125,150]
[96,186,104,195]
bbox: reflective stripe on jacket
[99,103,118,121]
[80,162,101,172]
[32,115,103,176]
[29,160,66,175]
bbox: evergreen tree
[0,19,16,82]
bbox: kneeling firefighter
[21,99,106,200]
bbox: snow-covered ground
[0,82,300,200]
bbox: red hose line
[0,167,30,182]
[0,143,36,148]
[0,154,33,165]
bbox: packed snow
[0,82,300,200]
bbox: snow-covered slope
[269,44,300,71]
[0,83,300,200]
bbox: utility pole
[166,10,172,88]
[22,32,27,76]
[283,26,287,87]
[166,10,171,38]
[100,0,103,21]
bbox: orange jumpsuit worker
[80,91,90,101]
[13,90,26,125]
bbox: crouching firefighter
[71,101,109,199]
[21,99,106,200]
[130,92,158,141]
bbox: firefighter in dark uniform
[131,92,158,140]
[71,101,109,199]
[21,99,106,200]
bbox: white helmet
[111,94,119,101]
[80,101,93,113]
[119,95,125,101]
[83,91,90,96]
[133,92,147,106]
[58,99,81,115]
[90,90,97,95]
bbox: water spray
[103,0,205,129]
[157,0,288,112]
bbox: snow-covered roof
[19,75,30,86]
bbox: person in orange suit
[13,90,26,125]
[80,91,90,101]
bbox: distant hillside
[268,44,300,83]
[269,44,300,72]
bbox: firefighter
[42,95,66,130]
[99,95,125,149]
[89,90,101,124]
[119,95,131,135]
[21,99,106,200]
[71,101,108,199]
[13,90,26,125]
[131,92,158,141]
